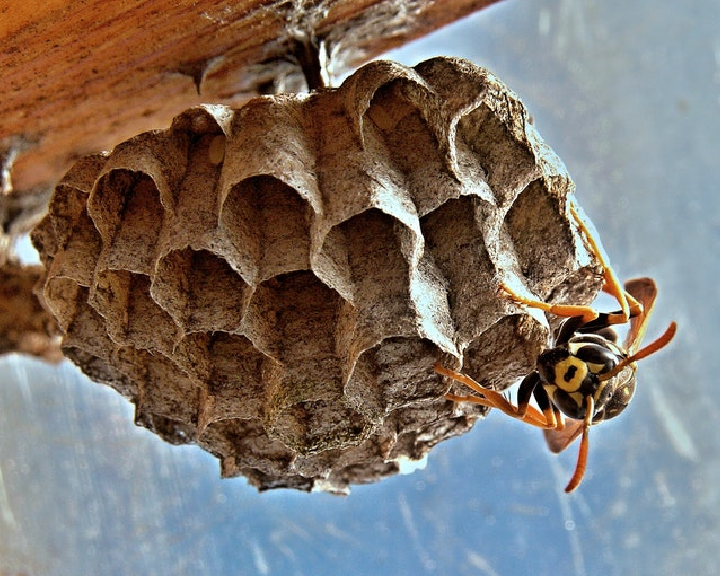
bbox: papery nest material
[31,57,601,493]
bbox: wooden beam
[1,0,501,214]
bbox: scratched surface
[1,0,718,574]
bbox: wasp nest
[31,57,600,493]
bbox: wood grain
[0,0,500,210]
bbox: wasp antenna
[632,321,677,360]
[599,321,677,382]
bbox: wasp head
[537,335,631,421]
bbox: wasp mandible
[435,203,677,493]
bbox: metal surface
[1,0,717,574]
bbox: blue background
[1,1,717,574]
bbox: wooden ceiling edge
[0,0,502,218]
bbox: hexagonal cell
[243,271,375,454]
[199,418,297,479]
[456,102,537,204]
[30,154,107,258]
[219,175,313,284]
[242,270,341,360]
[505,180,575,296]
[90,270,181,354]
[199,332,278,424]
[420,196,500,347]
[222,98,320,210]
[346,337,448,416]
[64,347,138,401]
[32,185,88,259]
[363,80,463,216]
[62,289,112,357]
[62,298,143,402]
[295,433,404,493]
[162,128,226,235]
[461,313,547,392]
[388,403,479,462]
[31,57,602,493]
[43,276,85,333]
[153,248,252,333]
[48,210,102,287]
[267,393,373,455]
[169,105,229,162]
[88,169,166,275]
[135,350,200,432]
[332,209,415,358]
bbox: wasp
[435,203,677,493]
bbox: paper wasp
[435,203,677,493]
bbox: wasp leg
[528,379,563,430]
[515,371,538,416]
[568,203,646,325]
[603,288,643,325]
[515,372,559,428]
[500,204,640,325]
[569,203,626,313]
[444,393,495,409]
[435,363,554,429]
[498,282,599,324]
[564,395,594,493]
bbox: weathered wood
[0,262,62,362]
[0,0,500,216]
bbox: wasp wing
[623,277,657,354]
[543,420,584,453]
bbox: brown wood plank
[1,0,500,210]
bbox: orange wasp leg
[568,202,648,324]
[569,202,630,320]
[435,362,556,429]
[498,284,600,325]
[564,395,595,493]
